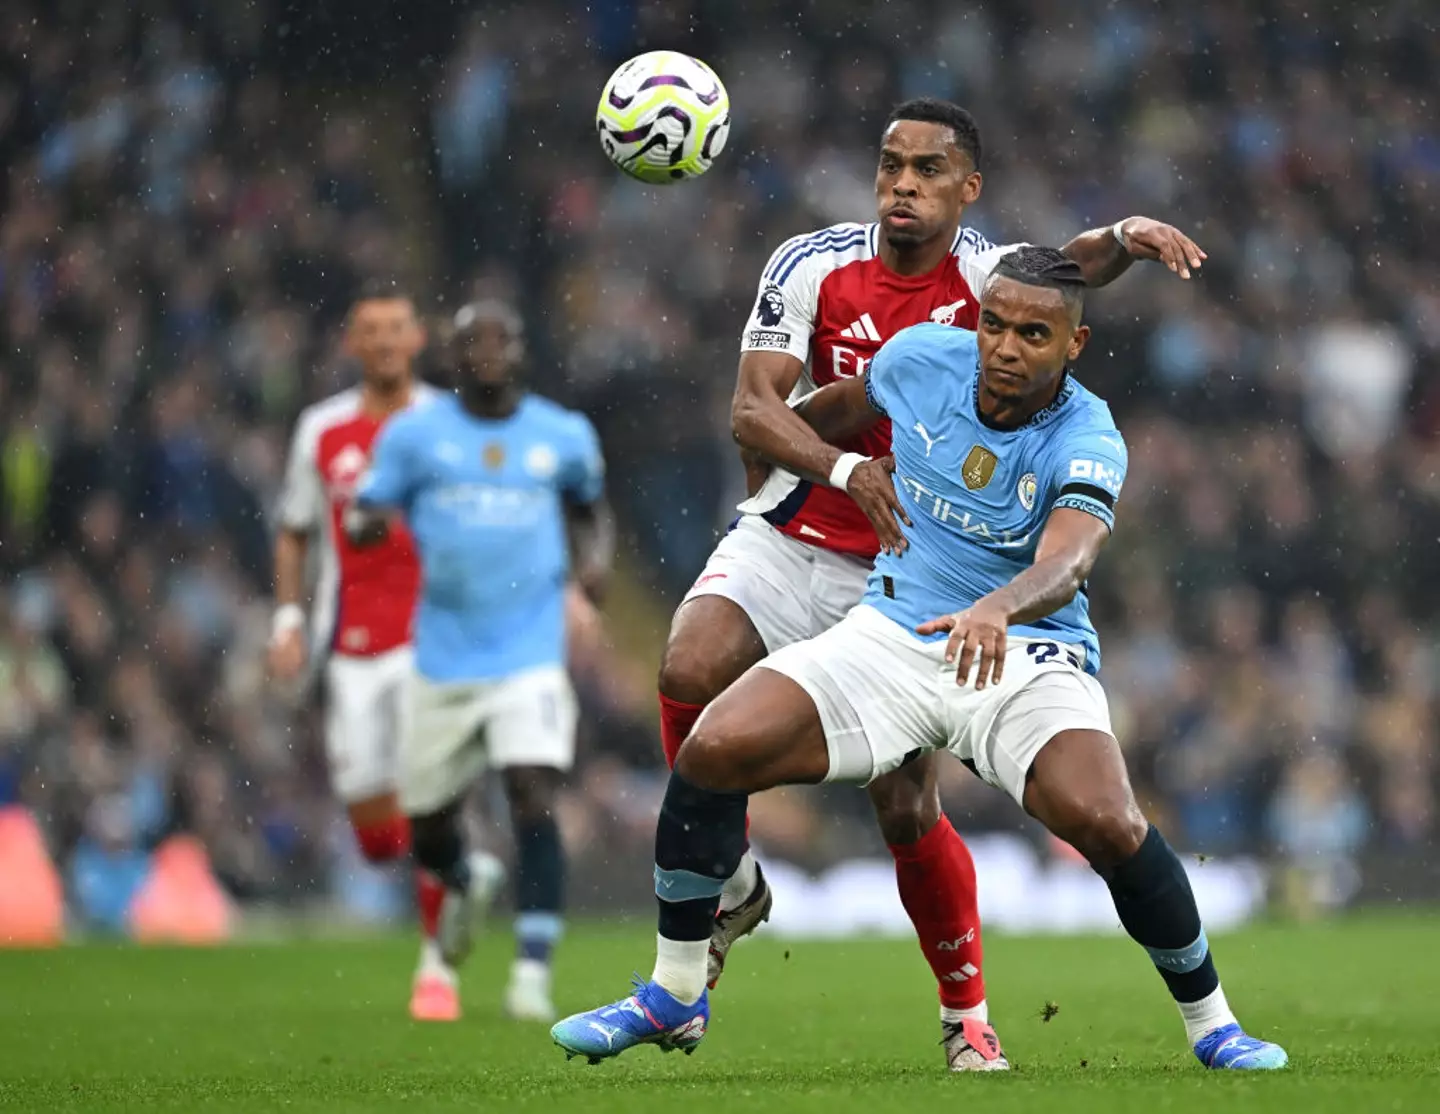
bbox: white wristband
[1112,219,1130,253]
[829,452,871,491]
[271,604,305,642]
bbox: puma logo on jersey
[913,421,946,458]
[1098,433,1125,453]
[930,299,968,326]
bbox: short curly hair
[886,98,983,170]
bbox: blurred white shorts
[400,664,577,816]
[759,604,1114,803]
[324,646,412,803]
[681,515,871,652]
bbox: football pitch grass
[2,914,1437,1113]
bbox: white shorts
[400,664,577,816]
[760,605,1114,803]
[682,516,871,652]
[324,646,413,803]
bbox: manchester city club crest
[525,443,560,479]
[483,442,505,469]
[962,445,998,491]
[1017,472,1037,511]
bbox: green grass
[1,914,1437,1112]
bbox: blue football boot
[552,978,709,1064]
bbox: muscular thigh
[943,641,1113,806]
[759,605,946,785]
[661,594,768,705]
[662,519,822,705]
[677,665,832,792]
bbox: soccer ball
[595,51,730,184]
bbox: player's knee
[868,772,941,846]
[677,712,809,795]
[410,805,463,873]
[353,814,411,864]
[504,767,559,824]
[673,723,731,790]
[1069,799,1148,870]
[658,636,728,707]
[676,708,768,793]
[659,598,763,706]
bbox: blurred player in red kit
[270,286,506,998]
[659,98,1205,1069]
[268,285,442,864]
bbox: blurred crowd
[1,0,1437,926]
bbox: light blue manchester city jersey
[356,392,604,682]
[861,323,1127,672]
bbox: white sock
[940,1001,989,1026]
[511,956,550,982]
[651,934,709,1006]
[1177,985,1237,1045]
[417,939,455,983]
[718,849,759,913]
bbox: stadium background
[1,0,1437,938]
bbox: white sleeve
[738,235,823,365]
[276,411,323,532]
[956,230,1028,299]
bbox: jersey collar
[972,360,1076,432]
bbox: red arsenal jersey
[277,386,434,657]
[738,222,1019,558]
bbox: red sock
[889,814,986,1011]
[354,814,411,864]
[416,871,446,939]
[658,692,705,769]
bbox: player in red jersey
[270,288,510,987]
[269,286,447,865]
[659,99,1205,1070]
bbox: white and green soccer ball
[595,51,730,184]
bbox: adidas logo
[839,313,882,342]
[941,963,981,983]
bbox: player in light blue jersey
[553,248,1286,1071]
[351,300,611,1025]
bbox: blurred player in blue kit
[552,248,1288,1071]
[351,300,611,1024]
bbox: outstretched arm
[1061,218,1207,287]
[917,508,1111,688]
